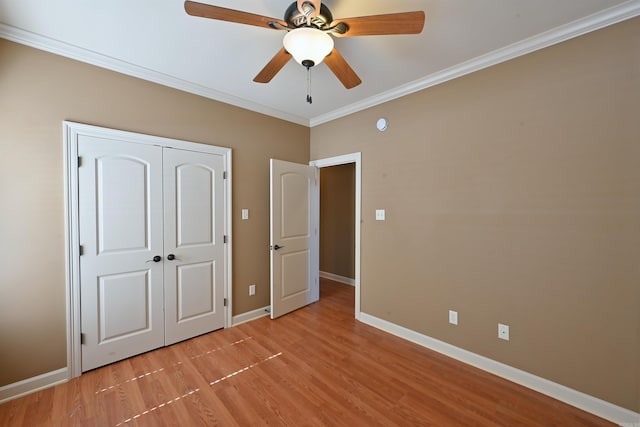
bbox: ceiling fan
[184,0,425,95]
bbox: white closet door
[163,149,226,345]
[79,137,165,371]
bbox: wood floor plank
[0,279,616,426]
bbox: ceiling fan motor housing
[284,1,333,29]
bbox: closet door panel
[163,149,225,345]
[78,137,164,372]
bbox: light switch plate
[375,209,385,221]
[242,209,249,220]
[449,310,458,325]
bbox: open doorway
[310,153,361,318]
[319,164,355,285]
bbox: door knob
[272,244,284,251]
[146,255,162,263]
[167,254,176,261]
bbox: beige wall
[320,164,355,279]
[1,16,638,413]
[0,39,308,386]
[311,18,640,412]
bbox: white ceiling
[1,1,638,126]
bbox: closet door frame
[63,121,233,378]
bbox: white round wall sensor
[376,118,388,132]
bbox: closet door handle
[167,254,176,261]
[146,255,162,263]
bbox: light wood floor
[0,279,614,426]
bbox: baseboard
[0,367,69,404]
[358,312,640,425]
[319,271,355,286]
[232,306,270,326]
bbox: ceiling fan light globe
[283,27,334,66]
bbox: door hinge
[79,245,84,256]
[224,298,228,307]
[80,333,86,345]
[78,156,82,167]
[223,235,228,244]
[223,171,227,179]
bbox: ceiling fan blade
[253,48,292,83]
[323,48,361,89]
[184,1,287,29]
[331,11,425,37]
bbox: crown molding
[1,0,638,128]
[0,23,310,127]
[309,0,640,127]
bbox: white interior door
[270,159,319,319]
[79,137,165,371]
[163,149,225,345]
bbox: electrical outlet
[498,323,510,341]
[249,284,256,296]
[448,310,458,325]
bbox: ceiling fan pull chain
[306,66,313,104]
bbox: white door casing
[64,121,232,377]
[163,149,225,345]
[270,159,319,319]
[310,153,362,319]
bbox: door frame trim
[63,121,232,378]
[310,153,362,319]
